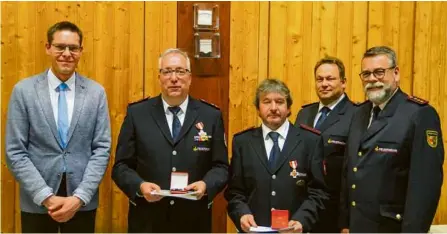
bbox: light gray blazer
[6,71,111,213]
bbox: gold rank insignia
[426,130,438,148]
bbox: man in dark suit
[112,48,229,232]
[225,78,329,233]
[339,46,444,233]
[295,56,357,233]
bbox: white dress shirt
[313,93,346,128]
[162,96,189,136]
[261,120,290,160]
[48,69,76,126]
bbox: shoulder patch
[353,100,369,106]
[234,126,256,136]
[301,102,318,108]
[200,99,220,109]
[299,124,321,135]
[128,97,149,106]
[407,95,428,105]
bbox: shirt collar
[162,96,189,115]
[262,120,290,141]
[373,87,399,110]
[47,68,76,91]
[318,93,345,112]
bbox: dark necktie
[268,132,280,169]
[315,106,330,130]
[168,106,181,140]
[372,106,381,122]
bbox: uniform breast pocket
[325,135,347,156]
[374,141,399,156]
[193,140,211,153]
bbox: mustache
[365,82,385,91]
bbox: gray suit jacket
[6,70,111,213]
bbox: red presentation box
[271,209,289,229]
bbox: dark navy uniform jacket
[339,89,444,233]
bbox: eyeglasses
[359,67,395,80]
[51,44,82,54]
[159,68,190,78]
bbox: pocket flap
[380,205,404,221]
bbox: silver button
[170,200,175,205]
[272,175,276,179]
[172,150,177,156]
[172,167,176,172]
[271,191,276,196]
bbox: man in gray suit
[5,21,111,233]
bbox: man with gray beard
[339,46,444,233]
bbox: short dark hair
[47,21,83,46]
[363,46,397,67]
[314,56,346,81]
[254,78,293,116]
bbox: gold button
[351,184,356,189]
[351,201,356,207]
[396,214,401,220]
[353,167,358,172]
[358,152,362,157]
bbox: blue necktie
[57,83,69,149]
[168,106,181,140]
[268,132,280,169]
[315,106,330,130]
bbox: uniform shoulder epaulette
[200,99,220,109]
[234,126,255,136]
[353,100,369,106]
[128,97,149,106]
[301,102,318,108]
[407,95,428,105]
[299,124,321,135]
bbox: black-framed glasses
[159,68,190,78]
[359,67,395,80]
[51,44,82,53]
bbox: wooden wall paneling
[413,2,447,224]
[176,2,230,233]
[144,2,177,98]
[107,4,145,232]
[334,2,368,103]
[268,2,314,118]
[349,2,369,102]
[396,2,415,95]
[299,2,315,110]
[268,2,287,82]
[2,2,20,232]
[367,2,415,95]
[228,1,269,231]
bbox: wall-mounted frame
[194,32,221,59]
[193,3,219,31]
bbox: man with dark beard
[339,46,444,233]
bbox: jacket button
[271,191,276,196]
[170,200,175,205]
[272,175,276,179]
[172,167,176,172]
[396,214,401,220]
[351,201,356,207]
[172,150,177,156]
[353,167,358,172]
